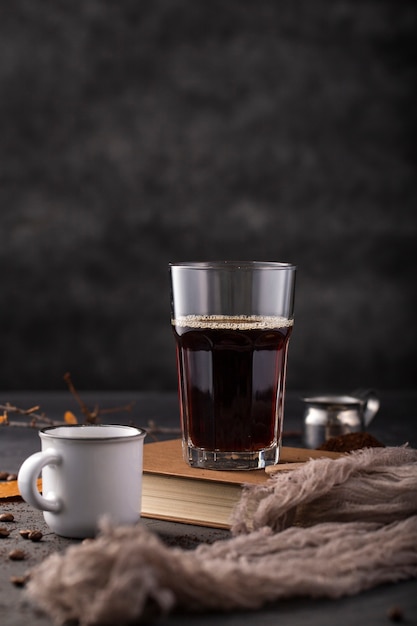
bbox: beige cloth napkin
[26,446,417,625]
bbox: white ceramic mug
[18,424,146,538]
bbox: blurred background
[0,0,416,393]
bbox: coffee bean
[0,471,9,480]
[0,513,15,522]
[8,549,26,561]
[10,575,28,587]
[28,530,43,542]
[19,529,31,539]
[388,606,404,622]
[6,474,18,481]
[0,527,11,538]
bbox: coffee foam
[172,315,293,330]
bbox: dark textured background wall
[1,1,416,392]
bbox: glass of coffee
[169,261,296,470]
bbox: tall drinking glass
[170,261,296,470]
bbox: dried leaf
[64,411,78,425]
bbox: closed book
[141,439,341,529]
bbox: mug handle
[18,448,62,513]
[351,388,380,427]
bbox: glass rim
[169,260,296,270]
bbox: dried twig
[0,373,136,429]
[0,403,55,428]
[63,372,135,424]
[63,372,98,423]
[145,420,181,440]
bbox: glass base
[184,442,280,470]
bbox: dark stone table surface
[0,390,416,625]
